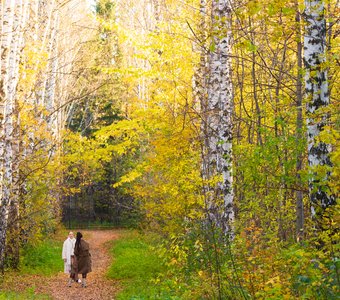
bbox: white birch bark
[0,1,97,269]
[203,0,234,236]
[8,0,29,268]
[304,0,334,216]
[0,0,15,272]
[36,0,55,107]
[45,11,59,114]
[0,0,30,269]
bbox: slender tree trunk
[250,34,262,146]
[296,5,304,241]
[7,0,29,269]
[6,0,22,266]
[0,0,30,271]
[0,0,15,273]
[45,11,58,111]
[304,0,334,218]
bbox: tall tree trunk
[203,0,234,236]
[296,5,304,241]
[0,0,29,271]
[304,0,334,219]
[7,0,29,269]
[249,16,262,146]
[0,0,15,273]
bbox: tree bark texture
[304,0,335,217]
[0,0,28,272]
[201,0,234,236]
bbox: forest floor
[2,230,122,300]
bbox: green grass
[0,236,63,299]
[0,287,51,299]
[107,231,178,299]
[20,239,63,276]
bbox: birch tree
[0,0,15,273]
[202,0,234,236]
[0,0,97,271]
[0,0,29,272]
[304,0,335,218]
[6,0,29,269]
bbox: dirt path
[1,230,122,299]
[38,230,121,300]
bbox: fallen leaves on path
[2,230,122,300]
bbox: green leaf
[210,41,216,52]
[246,40,258,52]
[282,7,294,15]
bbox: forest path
[1,230,122,299]
[37,230,121,300]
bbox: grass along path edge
[106,230,173,299]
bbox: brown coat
[74,239,92,274]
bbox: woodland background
[0,0,339,299]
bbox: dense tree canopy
[0,0,338,298]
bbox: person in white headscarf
[62,231,76,286]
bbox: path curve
[37,230,121,300]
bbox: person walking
[62,231,77,287]
[74,232,92,287]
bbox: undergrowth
[20,239,63,276]
[107,231,178,299]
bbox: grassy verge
[20,239,63,276]
[0,287,51,300]
[0,235,63,299]
[107,231,177,299]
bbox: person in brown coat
[74,232,92,287]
